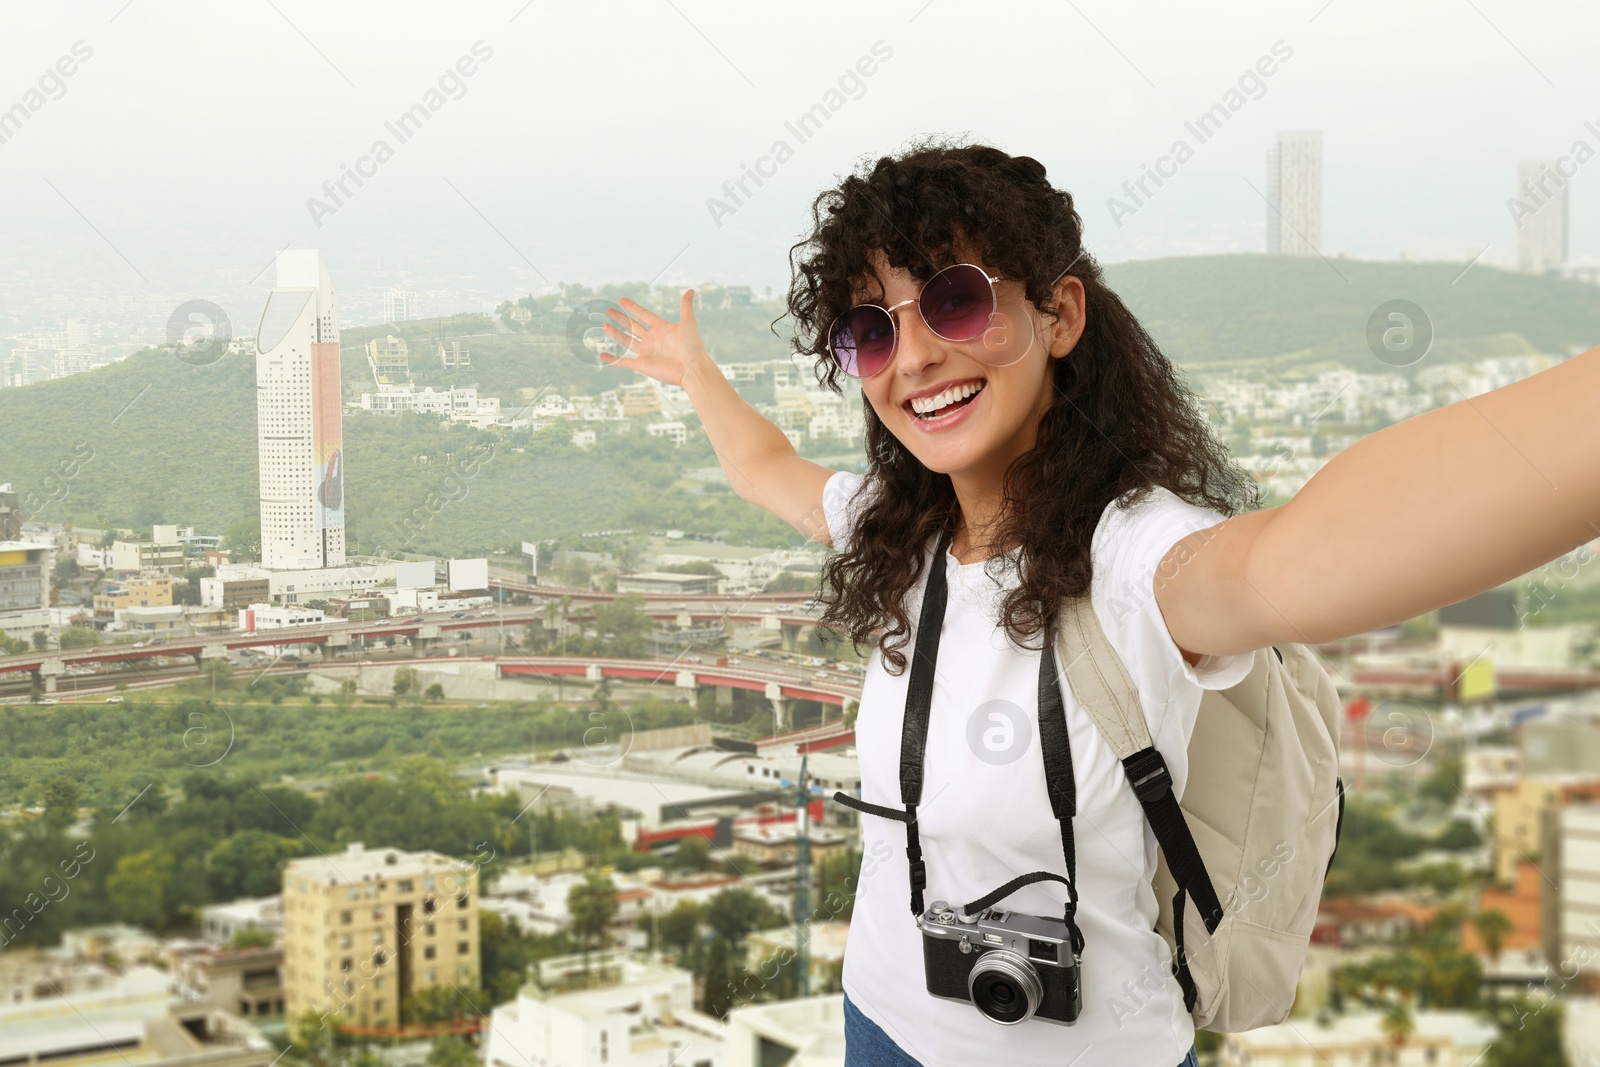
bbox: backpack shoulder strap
[1055,596,1227,1011]
[1055,596,1151,758]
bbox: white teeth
[910,380,984,416]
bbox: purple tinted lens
[832,305,896,378]
[919,263,995,342]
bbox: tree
[59,626,99,648]
[1472,908,1514,971]
[591,595,651,658]
[567,873,619,976]
[1435,819,1482,851]
[209,830,298,898]
[705,886,781,947]
[393,666,420,697]
[702,936,734,1017]
[1420,756,1463,806]
[223,517,261,562]
[229,927,276,949]
[656,900,704,961]
[39,775,80,827]
[1483,996,1570,1067]
[425,1037,480,1067]
[674,835,712,872]
[53,556,81,583]
[763,571,815,593]
[404,984,489,1024]
[424,683,446,702]
[660,560,722,576]
[815,848,860,921]
[107,848,176,928]
[1380,996,1415,1063]
[31,629,48,651]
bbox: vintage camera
[919,900,1082,1026]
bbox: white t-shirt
[824,469,1256,1067]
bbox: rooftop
[285,842,474,886]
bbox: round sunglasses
[827,262,1019,379]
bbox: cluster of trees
[1324,797,1482,898]
[0,756,628,948]
[1,691,703,811]
[639,885,789,1017]
[1331,906,1565,1065]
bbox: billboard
[311,341,344,531]
[449,557,489,592]
[396,561,435,589]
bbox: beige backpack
[1055,596,1345,1031]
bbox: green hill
[2,255,1596,553]
[1104,254,1600,370]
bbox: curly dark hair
[786,139,1261,675]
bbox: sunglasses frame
[826,262,1006,380]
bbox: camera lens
[968,951,1042,1026]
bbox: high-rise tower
[1516,159,1569,274]
[255,250,346,570]
[1266,131,1323,256]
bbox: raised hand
[599,290,708,387]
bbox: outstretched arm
[1158,344,1600,658]
[602,292,839,545]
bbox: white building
[237,603,324,650]
[200,896,284,947]
[255,250,346,571]
[481,958,727,1067]
[1560,805,1600,970]
[1220,1011,1496,1066]
[0,539,52,638]
[383,287,417,324]
[1517,158,1570,274]
[0,962,276,1067]
[1266,130,1323,256]
[481,869,656,937]
[647,421,689,446]
[357,382,502,424]
[724,995,845,1067]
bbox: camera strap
[832,527,1084,956]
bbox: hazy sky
[2,0,1597,328]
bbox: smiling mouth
[906,379,986,420]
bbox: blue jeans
[843,992,1200,1067]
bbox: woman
[601,141,1600,1066]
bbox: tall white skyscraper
[1266,131,1323,256]
[383,287,417,324]
[255,250,346,571]
[1515,159,1569,274]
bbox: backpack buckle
[1124,749,1172,804]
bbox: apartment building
[282,842,480,1039]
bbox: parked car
[39,698,58,705]
[451,612,467,619]
[104,695,124,703]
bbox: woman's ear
[1046,275,1087,359]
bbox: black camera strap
[833,528,1084,956]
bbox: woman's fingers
[618,297,667,328]
[601,321,644,355]
[604,305,647,336]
